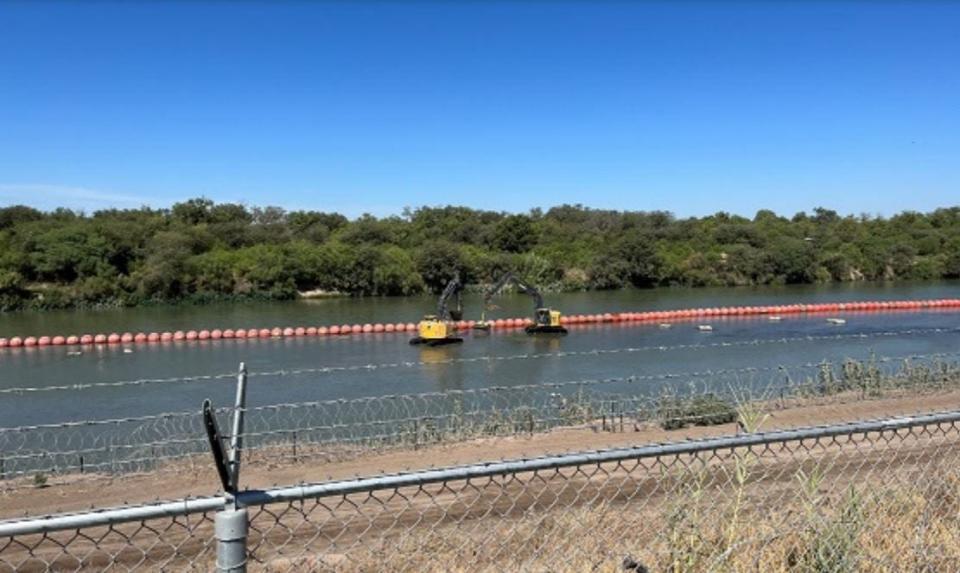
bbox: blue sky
[1,1,958,218]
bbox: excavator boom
[436,275,464,321]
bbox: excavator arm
[436,274,464,321]
[483,272,544,312]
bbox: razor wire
[3,351,960,484]
[3,411,960,572]
[3,325,957,396]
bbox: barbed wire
[3,348,957,435]
[3,349,960,484]
[2,326,956,396]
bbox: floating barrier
[1,298,959,350]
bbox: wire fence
[3,350,960,486]
[2,410,960,572]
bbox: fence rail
[3,409,960,571]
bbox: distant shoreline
[2,201,958,312]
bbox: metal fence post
[229,363,248,488]
[217,362,250,572]
[215,506,248,572]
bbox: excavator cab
[410,276,465,346]
[416,315,450,341]
[527,308,566,334]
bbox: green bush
[658,394,738,430]
[1,200,959,310]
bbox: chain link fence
[2,410,960,571]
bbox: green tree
[492,214,537,253]
[417,241,466,292]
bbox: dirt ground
[4,389,960,520]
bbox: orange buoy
[270,327,282,337]
[362,324,373,333]
[198,330,211,340]
[373,323,385,333]
[107,333,121,344]
[294,327,305,336]
[174,331,185,341]
[186,331,198,341]
[317,326,329,335]
[329,325,341,335]
[340,325,353,334]
[38,336,51,346]
[160,332,173,342]
[281,327,294,337]
[94,334,107,344]
[385,323,396,333]
[305,327,317,336]
[10,337,23,347]
[24,337,37,347]
[0,338,7,348]
[351,324,362,334]
[211,329,223,339]
[121,333,134,343]
[52,335,66,345]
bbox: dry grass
[281,474,960,572]
[248,436,960,573]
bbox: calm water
[2,282,959,428]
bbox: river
[2,282,960,429]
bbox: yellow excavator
[479,272,567,334]
[409,274,465,346]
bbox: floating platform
[409,336,464,347]
[524,325,568,335]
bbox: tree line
[1,199,958,311]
